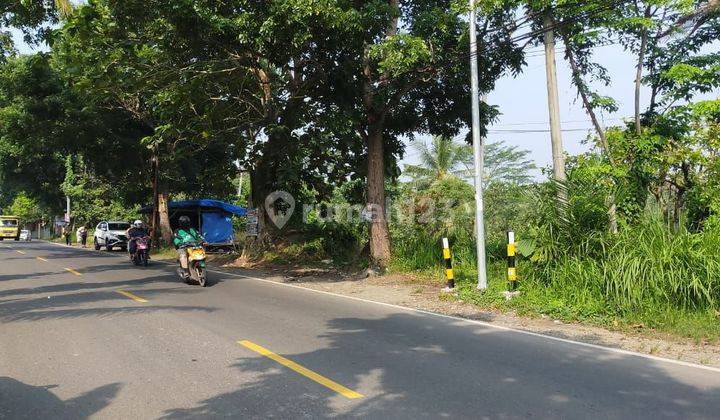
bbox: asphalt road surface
[1,241,719,419]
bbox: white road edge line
[209,269,720,374]
[41,240,720,373]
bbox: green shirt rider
[173,216,204,276]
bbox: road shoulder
[213,262,720,369]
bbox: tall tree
[554,0,720,229]
[330,0,524,270]
[53,0,259,242]
[0,51,153,217]
[107,0,362,238]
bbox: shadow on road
[0,272,177,299]
[0,272,218,323]
[0,272,59,283]
[160,313,720,419]
[0,377,121,419]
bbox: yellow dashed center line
[64,267,82,276]
[116,290,148,303]
[238,340,364,400]
[16,250,26,255]
[36,256,48,262]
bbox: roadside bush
[303,219,364,265]
[532,216,720,312]
[390,177,475,271]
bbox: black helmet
[178,216,191,228]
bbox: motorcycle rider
[127,220,149,259]
[173,216,204,278]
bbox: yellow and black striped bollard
[442,237,454,290]
[507,230,517,291]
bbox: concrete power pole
[469,0,488,291]
[543,12,567,197]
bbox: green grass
[48,236,65,244]
[392,218,720,343]
[151,246,178,261]
[440,261,720,344]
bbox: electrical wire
[488,128,594,133]
[493,117,626,127]
[469,0,629,61]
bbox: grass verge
[151,246,178,261]
[443,261,720,344]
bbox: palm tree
[403,136,472,187]
[403,136,537,188]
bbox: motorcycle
[131,236,150,267]
[177,242,207,287]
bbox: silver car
[93,221,131,251]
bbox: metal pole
[469,1,488,290]
[66,196,71,223]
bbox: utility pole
[469,0,488,291]
[543,12,567,197]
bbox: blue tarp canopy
[139,199,246,245]
[201,212,233,244]
[165,199,247,216]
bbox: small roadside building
[140,199,246,248]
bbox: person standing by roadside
[79,225,88,248]
[63,225,72,246]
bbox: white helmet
[133,220,143,228]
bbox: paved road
[0,241,718,419]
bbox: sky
[11,27,718,180]
[404,39,719,178]
[403,42,662,178]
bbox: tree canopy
[0,0,718,270]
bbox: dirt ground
[212,258,720,369]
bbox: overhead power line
[488,128,594,133]
[523,39,621,58]
[466,0,630,61]
[493,117,627,127]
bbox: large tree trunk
[366,126,391,271]
[158,185,173,245]
[247,126,294,242]
[360,0,398,272]
[249,166,272,242]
